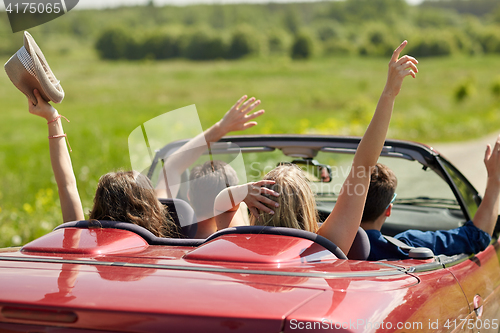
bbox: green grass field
[1,41,500,247]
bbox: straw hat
[4,31,64,104]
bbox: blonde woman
[214,41,419,255]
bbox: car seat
[54,219,203,246]
[158,198,197,238]
[346,227,371,260]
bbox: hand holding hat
[29,89,58,121]
[4,31,64,105]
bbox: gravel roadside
[431,131,500,197]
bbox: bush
[491,77,500,99]
[477,29,500,54]
[142,32,180,59]
[407,32,456,57]
[323,39,357,56]
[314,21,344,42]
[291,31,314,59]
[124,34,148,60]
[414,7,461,28]
[267,29,290,55]
[227,32,253,59]
[454,78,476,102]
[451,29,482,56]
[95,27,131,60]
[182,29,227,60]
[95,27,229,61]
[283,8,301,34]
[492,5,500,24]
[227,26,261,59]
[358,24,396,57]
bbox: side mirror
[280,159,332,183]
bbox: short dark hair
[361,163,398,222]
[188,160,238,218]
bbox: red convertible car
[0,135,499,332]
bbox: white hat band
[16,46,36,77]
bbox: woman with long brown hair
[89,171,178,238]
[27,89,177,237]
[29,89,263,237]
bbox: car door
[444,245,500,332]
[438,158,500,331]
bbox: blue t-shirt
[365,221,491,261]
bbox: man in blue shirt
[361,138,500,261]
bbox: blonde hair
[250,164,319,232]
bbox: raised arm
[472,136,500,236]
[155,95,264,198]
[318,41,418,254]
[29,89,84,223]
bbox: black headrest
[347,227,371,260]
[54,220,203,247]
[159,198,197,238]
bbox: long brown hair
[250,164,319,232]
[89,171,179,238]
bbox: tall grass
[1,39,500,246]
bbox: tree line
[93,0,500,60]
[1,0,500,60]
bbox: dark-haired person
[361,153,500,260]
[186,160,247,238]
[155,95,263,238]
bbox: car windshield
[241,150,458,204]
[149,138,466,236]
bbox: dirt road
[431,131,500,196]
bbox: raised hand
[383,40,418,98]
[218,95,265,134]
[240,180,280,218]
[214,179,279,230]
[28,89,84,223]
[471,135,500,236]
[157,95,264,199]
[318,40,419,255]
[29,89,58,121]
[484,135,500,183]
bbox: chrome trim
[0,255,407,279]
